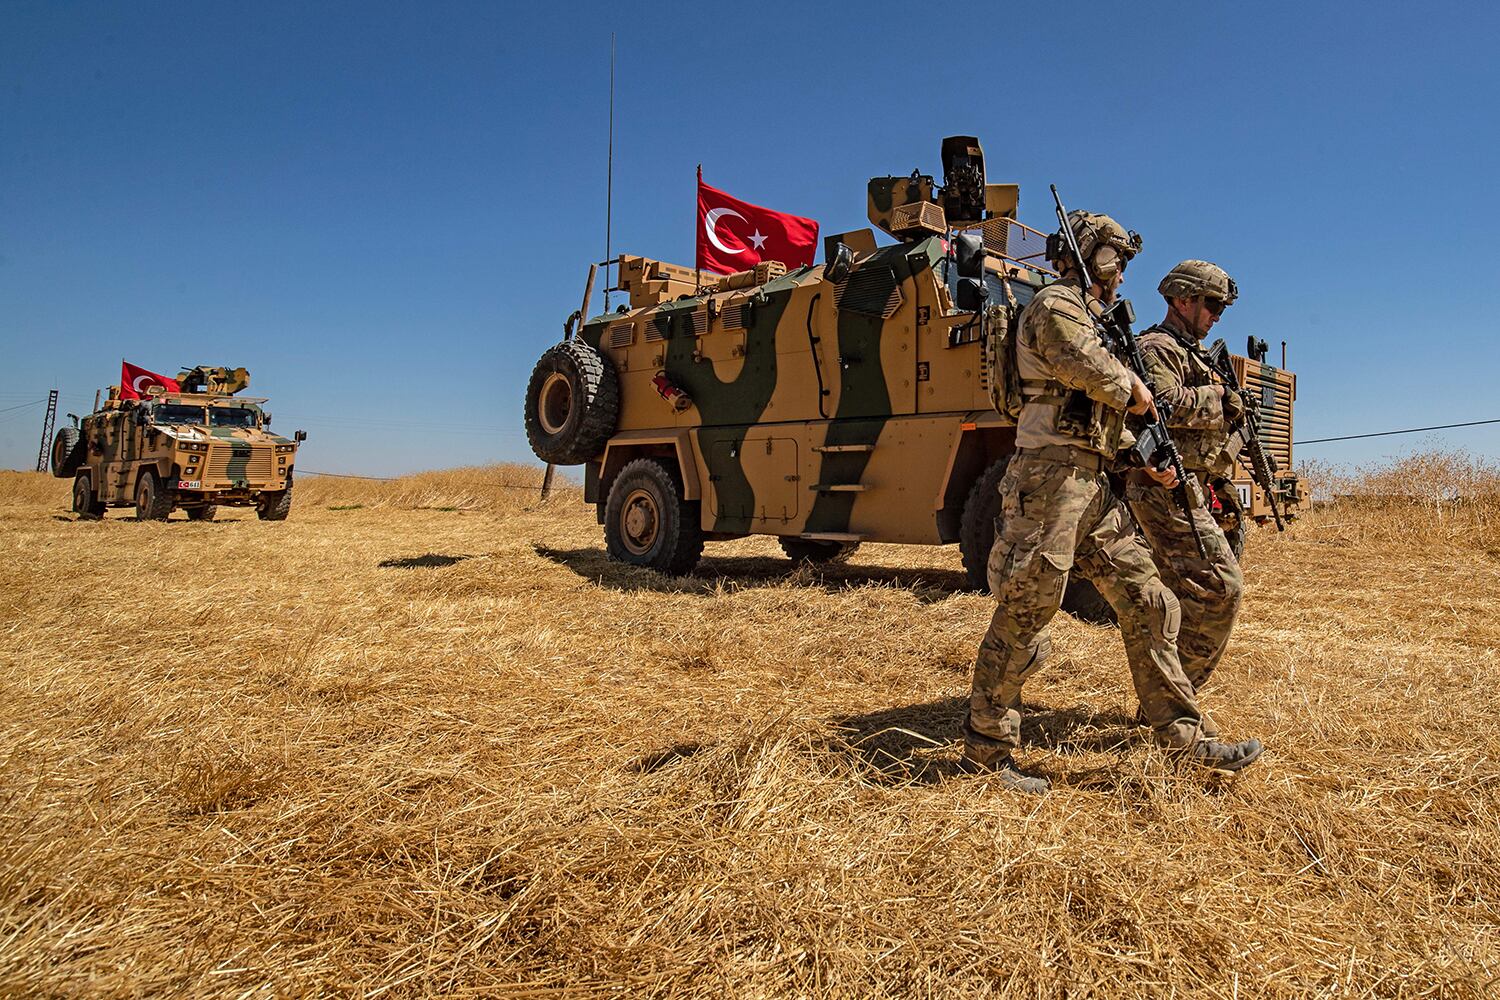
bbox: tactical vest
[1138,323,1234,477]
[1016,284,1128,457]
[982,283,1022,421]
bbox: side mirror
[955,277,988,312]
[263,413,272,427]
[823,242,853,284]
[954,232,985,279]
[133,408,149,426]
[294,430,307,442]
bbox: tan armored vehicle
[525,137,1300,598]
[51,366,306,521]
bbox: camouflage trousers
[1126,470,1244,691]
[964,449,1204,762]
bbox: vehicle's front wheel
[604,458,703,575]
[72,472,105,520]
[257,473,293,521]
[134,470,172,521]
[779,537,860,564]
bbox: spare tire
[51,427,85,478]
[524,340,619,465]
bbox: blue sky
[3,1,1497,475]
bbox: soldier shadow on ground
[828,695,1153,793]
[533,544,969,605]
[378,553,473,569]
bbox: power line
[1295,418,1500,446]
[0,399,44,415]
[299,469,572,492]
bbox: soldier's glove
[1221,385,1246,426]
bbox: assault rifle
[1049,185,1207,557]
[1204,338,1285,531]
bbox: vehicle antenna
[604,32,615,314]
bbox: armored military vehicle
[524,137,1300,600]
[51,366,306,521]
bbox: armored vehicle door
[702,430,799,531]
[100,411,135,500]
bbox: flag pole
[604,31,615,314]
[695,164,702,294]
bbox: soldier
[1126,261,1248,735]
[962,213,1264,793]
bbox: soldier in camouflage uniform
[1126,261,1249,734]
[962,215,1264,793]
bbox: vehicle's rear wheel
[779,537,860,564]
[604,458,703,575]
[1218,512,1242,566]
[524,340,620,465]
[186,505,218,522]
[134,470,172,521]
[51,427,85,478]
[257,473,293,521]
[959,454,1120,623]
[959,456,1011,591]
[72,472,105,520]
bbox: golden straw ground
[1,461,1497,997]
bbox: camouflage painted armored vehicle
[525,137,1300,596]
[52,366,306,521]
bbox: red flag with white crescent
[696,170,819,275]
[119,361,181,400]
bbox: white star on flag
[748,230,768,251]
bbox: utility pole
[35,389,58,472]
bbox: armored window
[210,407,258,428]
[153,404,207,425]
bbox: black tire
[186,505,218,522]
[959,456,1010,591]
[524,340,619,465]
[257,473,293,521]
[72,473,105,520]
[959,453,1120,624]
[779,537,860,564]
[134,469,172,521]
[51,428,85,479]
[1224,515,1246,564]
[604,458,703,575]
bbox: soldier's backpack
[982,278,1024,422]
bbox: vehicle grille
[205,445,274,484]
[1233,357,1297,471]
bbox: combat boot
[1179,737,1263,774]
[957,754,1051,795]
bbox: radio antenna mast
[604,32,615,314]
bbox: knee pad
[1143,580,1181,645]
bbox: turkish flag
[119,361,181,400]
[696,171,819,275]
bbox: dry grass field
[2,457,1498,998]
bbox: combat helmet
[1047,210,1142,271]
[1158,260,1238,306]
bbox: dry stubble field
[2,460,1498,998]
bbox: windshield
[210,407,259,428]
[152,404,207,425]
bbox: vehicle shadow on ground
[378,553,472,569]
[829,696,1150,789]
[533,544,970,604]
